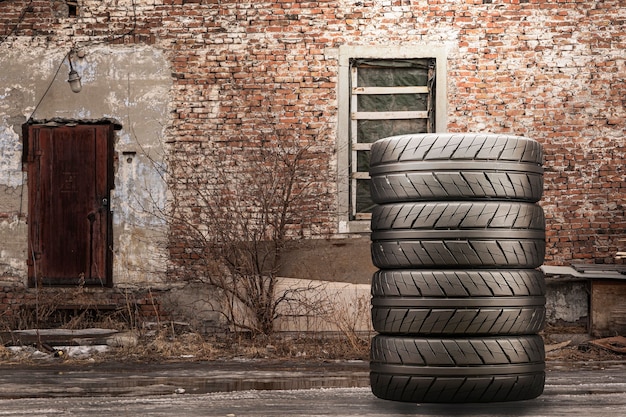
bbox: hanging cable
[26,50,71,123]
[0,0,34,47]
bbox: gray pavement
[0,360,624,416]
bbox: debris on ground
[0,327,370,364]
[587,336,626,355]
[545,340,572,353]
[1,326,624,366]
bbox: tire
[369,133,543,203]
[370,334,545,403]
[370,201,545,269]
[371,201,545,232]
[370,235,545,269]
[371,269,546,298]
[370,133,543,165]
[371,295,546,335]
[370,270,546,335]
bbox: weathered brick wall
[444,1,626,264]
[164,0,625,265]
[2,0,624,273]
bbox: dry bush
[164,131,333,337]
[324,294,372,357]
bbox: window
[66,1,78,17]
[337,45,448,233]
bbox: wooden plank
[351,143,372,151]
[590,280,626,337]
[572,263,626,274]
[1,328,119,347]
[351,172,370,180]
[588,336,626,354]
[27,126,46,284]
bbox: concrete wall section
[545,279,589,329]
[0,43,172,287]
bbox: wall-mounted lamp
[67,50,82,93]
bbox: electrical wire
[26,51,70,123]
[22,0,138,121]
[0,0,33,46]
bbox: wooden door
[26,124,114,286]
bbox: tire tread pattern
[371,270,546,298]
[369,133,544,203]
[371,305,546,335]
[370,133,543,165]
[370,171,543,203]
[371,239,545,269]
[371,202,545,231]
[370,334,545,403]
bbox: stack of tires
[368,133,546,403]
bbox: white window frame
[337,44,448,233]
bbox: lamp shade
[67,69,82,93]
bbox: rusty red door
[26,124,114,286]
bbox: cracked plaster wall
[0,44,171,288]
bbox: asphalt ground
[0,360,624,416]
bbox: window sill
[338,220,371,234]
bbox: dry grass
[0,293,372,364]
[0,345,11,360]
[100,330,371,364]
[145,331,219,360]
[3,324,625,366]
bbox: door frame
[23,121,117,287]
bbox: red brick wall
[2,0,624,267]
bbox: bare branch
[160,128,333,336]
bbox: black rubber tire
[371,269,545,298]
[370,201,545,269]
[371,201,545,232]
[370,133,543,165]
[371,235,545,269]
[371,270,546,335]
[370,334,545,403]
[369,133,543,203]
[371,295,545,335]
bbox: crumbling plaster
[0,43,172,287]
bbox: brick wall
[2,0,624,271]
